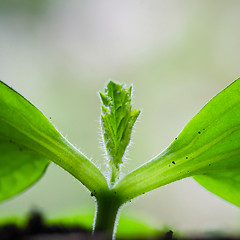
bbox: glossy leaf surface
[0,81,108,202]
[0,141,49,202]
[115,78,240,206]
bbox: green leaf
[0,141,49,202]
[115,78,240,207]
[100,81,140,182]
[194,171,240,207]
[0,81,108,202]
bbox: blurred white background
[0,0,240,235]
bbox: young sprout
[99,81,140,186]
[0,78,240,239]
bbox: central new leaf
[100,81,140,184]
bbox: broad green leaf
[100,81,140,182]
[0,81,108,202]
[194,171,240,207]
[0,141,48,202]
[114,78,240,206]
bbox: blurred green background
[0,0,240,236]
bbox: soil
[0,213,239,240]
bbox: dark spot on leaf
[198,131,201,134]
[172,161,175,165]
[9,139,16,144]
[186,157,188,159]
[175,137,177,140]
[90,192,94,197]
[169,165,171,167]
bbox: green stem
[93,191,122,239]
[110,164,119,187]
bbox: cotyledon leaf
[114,78,240,206]
[194,171,240,207]
[0,141,49,202]
[0,81,108,202]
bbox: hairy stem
[110,164,119,187]
[93,191,122,239]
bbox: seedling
[0,79,240,239]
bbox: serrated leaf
[0,81,108,202]
[115,78,240,207]
[100,81,140,169]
